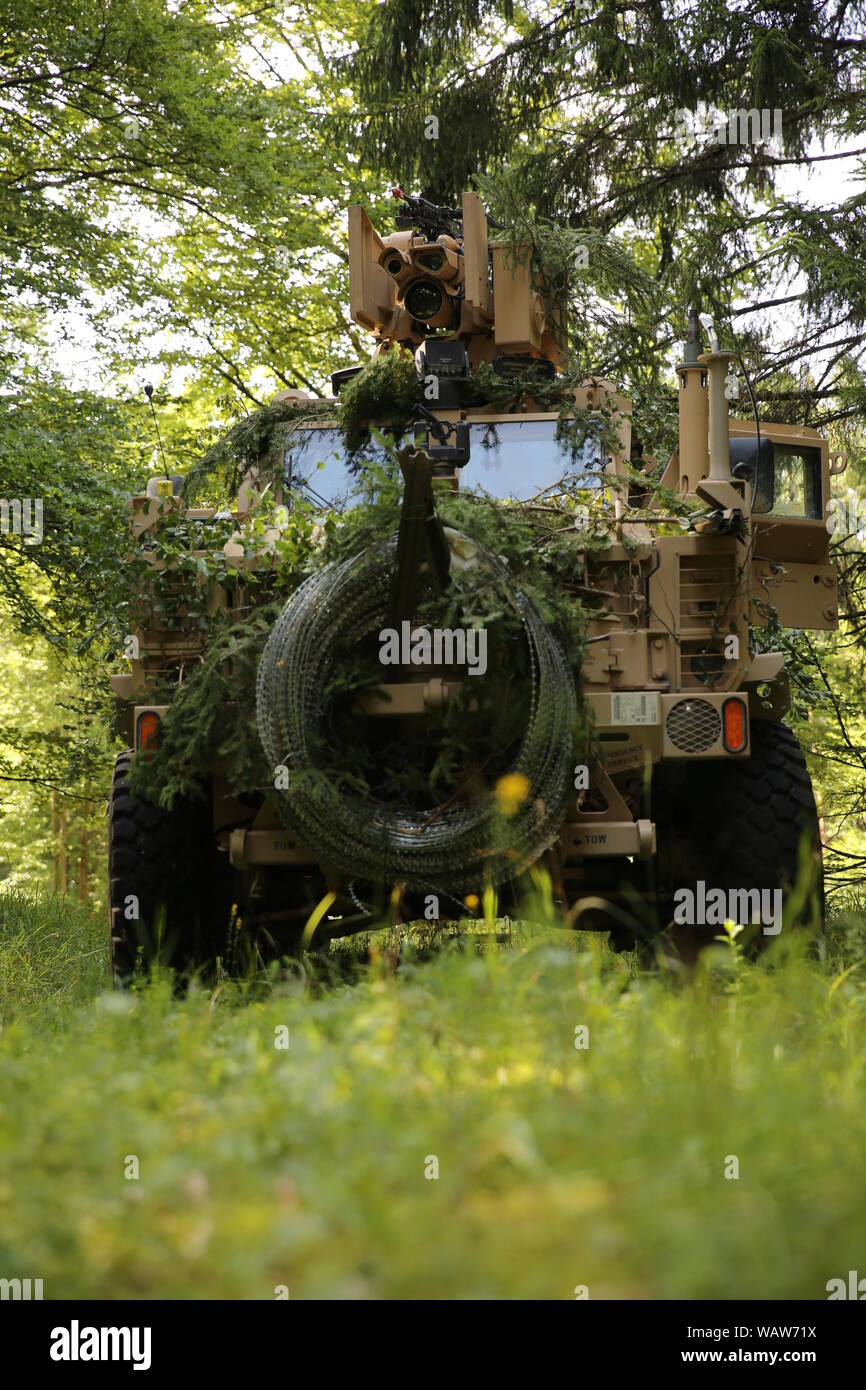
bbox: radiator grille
[679,553,738,689]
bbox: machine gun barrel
[391,185,463,240]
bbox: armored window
[731,439,822,519]
[463,417,606,501]
[283,415,606,512]
[769,446,822,520]
[283,427,399,511]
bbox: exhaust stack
[700,349,738,482]
[677,309,738,488]
[676,307,709,491]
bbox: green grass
[1,887,866,1299]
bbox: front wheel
[107,751,225,982]
[651,719,824,950]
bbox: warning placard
[610,693,660,726]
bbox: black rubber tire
[651,719,824,946]
[108,751,224,983]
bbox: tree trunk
[58,805,68,896]
[78,819,89,904]
[51,791,59,893]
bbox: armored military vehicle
[108,189,840,977]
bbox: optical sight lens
[405,279,444,321]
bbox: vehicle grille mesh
[666,698,721,753]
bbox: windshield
[283,428,396,511]
[282,416,605,511]
[463,418,604,500]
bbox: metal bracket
[829,450,848,477]
[415,406,471,466]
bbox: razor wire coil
[256,535,576,893]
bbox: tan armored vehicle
[108,190,838,977]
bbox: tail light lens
[722,697,747,753]
[136,710,161,754]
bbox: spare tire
[256,535,576,894]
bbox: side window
[771,446,822,520]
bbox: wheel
[107,750,224,982]
[651,719,824,951]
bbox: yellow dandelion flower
[494,771,530,818]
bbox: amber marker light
[136,710,161,755]
[722,697,747,753]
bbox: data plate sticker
[610,693,659,726]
